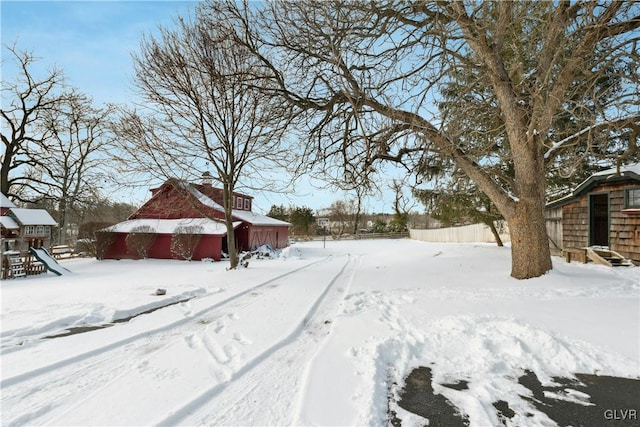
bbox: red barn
[97,178,290,261]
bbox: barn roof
[131,179,290,227]
[187,184,291,227]
[101,218,241,234]
[546,163,640,209]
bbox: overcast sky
[1,1,414,214]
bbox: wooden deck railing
[2,252,47,279]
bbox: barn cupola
[201,171,212,187]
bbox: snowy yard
[1,239,638,426]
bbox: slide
[29,247,72,276]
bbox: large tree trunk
[508,200,552,279]
[58,196,68,245]
[1,151,12,196]
[507,144,553,279]
[223,183,239,269]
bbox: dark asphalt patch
[389,367,640,427]
[44,296,196,339]
[389,366,469,427]
[518,370,640,427]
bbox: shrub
[171,225,203,261]
[94,232,116,260]
[125,225,156,259]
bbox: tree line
[267,201,418,240]
[2,1,638,276]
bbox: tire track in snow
[1,255,332,390]
[152,254,358,426]
[289,255,365,425]
[2,257,340,426]
[199,254,360,426]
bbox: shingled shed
[545,164,640,265]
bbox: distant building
[1,194,58,253]
[1,193,58,278]
[97,177,290,261]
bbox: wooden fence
[307,232,410,241]
[352,232,410,240]
[409,223,510,244]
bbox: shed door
[589,193,609,247]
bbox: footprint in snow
[184,333,201,349]
[233,332,252,345]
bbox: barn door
[589,193,609,247]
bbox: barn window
[626,188,640,208]
[236,197,243,209]
[244,199,250,210]
[24,226,36,235]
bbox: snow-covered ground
[1,239,638,426]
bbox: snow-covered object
[1,240,637,426]
[592,162,640,177]
[8,208,57,226]
[188,184,290,226]
[102,218,241,235]
[252,244,276,258]
[0,215,20,230]
[0,193,16,209]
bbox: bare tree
[1,46,115,246]
[206,0,639,278]
[351,185,367,235]
[37,93,114,244]
[327,200,352,239]
[1,45,69,198]
[114,8,292,269]
[388,179,414,233]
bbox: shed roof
[0,216,20,230]
[0,193,16,209]
[9,208,58,226]
[546,163,640,209]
